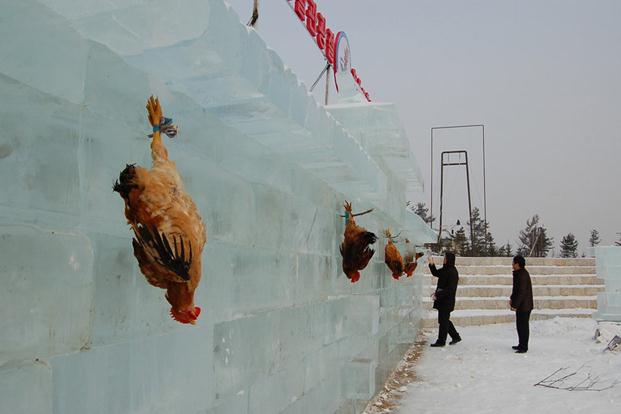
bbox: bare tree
[518,215,554,257]
[407,201,435,225]
[589,229,601,247]
[560,233,579,258]
[535,365,620,392]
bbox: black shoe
[449,337,462,345]
[430,341,446,347]
[512,345,520,350]
[515,349,527,354]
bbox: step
[422,296,598,311]
[421,308,595,329]
[423,274,604,286]
[453,285,604,297]
[424,265,596,275]
[422,285,604,298]
[428,257,595,266]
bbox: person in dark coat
[429,251,461,347]
[510,255,534,353]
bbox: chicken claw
[146,95,163,128]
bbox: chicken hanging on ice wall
[384,229,405,280]
[114,96,207,325]
[339,201,377,283]
[403,238,425,277]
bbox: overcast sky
[226,0,621,254]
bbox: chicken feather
[384,229,404,280]
[403,238,424,277]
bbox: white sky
[225,0,621,254]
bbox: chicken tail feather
[135,224,193,281]
[363,231,377,245]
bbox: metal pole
[482,124,487,226]
[465,152,474,254]
[430,124,486,234]
[438,152,444,244]
[529,226,542,257]
[324,64,330,105]
[430,128,434,228]
[310,62,330,92]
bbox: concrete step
[454,285,604,297]
[422,296,597,311]
[419,256,601,327]
[422,284,604,298]
[428,257,595,266]
[423,265,596,275]
[421,308,594,329]
[423,274,604,286]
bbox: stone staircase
[421,257,604,328]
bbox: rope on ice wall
[148,117,178,139]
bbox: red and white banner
[333,31,350,92]
[287,0,371,102]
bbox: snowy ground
[398,318,620,414]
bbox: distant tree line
[408,201,609,257]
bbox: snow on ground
[399,318,620,414]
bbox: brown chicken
[403,238,425,277]
[114,96,207,324]
[384,229,404,280]
[340,201,377,283]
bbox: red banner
[288,0,371,102]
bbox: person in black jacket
[510,255,534,353]
[429,251,461,347]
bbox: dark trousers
[516,310,531,350]
[437,309,460,343]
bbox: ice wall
[0,1,433,413]
[594,247,621,322]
